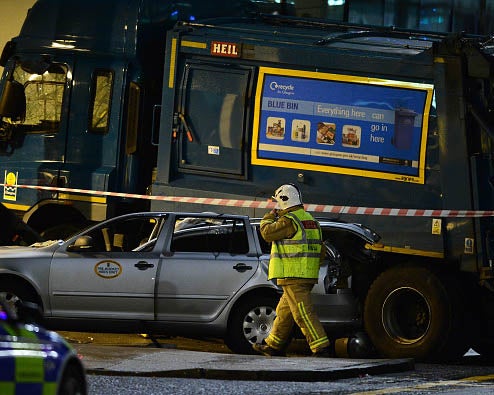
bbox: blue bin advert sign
[251,67,434,184]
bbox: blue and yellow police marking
[0,324,60,395]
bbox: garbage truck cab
[0,0,260,241]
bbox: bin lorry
[150,17,494,361]
[0,0,494,360]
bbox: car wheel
[59,363,87,395]
[225,296,277,354]
[0,280,40,318]
[364,265,469,361]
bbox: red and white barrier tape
[3,183,494,217]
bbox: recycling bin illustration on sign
[392,108,417,150]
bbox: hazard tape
[2,183,494,217]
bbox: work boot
[312,345,335,358]
[252,343,286,357]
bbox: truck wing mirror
[0,41,15,67]
[0,80,26,121]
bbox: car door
[156,215,259,322]
[311,224,376,324]
[49,214,166,320]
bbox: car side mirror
[67,235,95,252]
[324,240,342,265]
[323,241,343,294]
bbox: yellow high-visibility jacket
[261,207,323,280]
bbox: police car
[0,301,87,395]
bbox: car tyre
[225,295,277,354]
[0,280,40,318]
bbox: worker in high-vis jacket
[253,183,332,357]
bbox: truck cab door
[176,63,252,178]
[60,59,126,221]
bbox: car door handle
[233,263,252,272]
[135,261,154,270]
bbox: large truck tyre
[364,265,470,361]
[40,222,85,241]
[0,203,42,245]
[472,342,494,360]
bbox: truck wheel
[225,296,277,354]
[40,222,84,241]
[471,342,494,360]
[364,266,468,361]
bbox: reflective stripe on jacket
[268,208,322,280]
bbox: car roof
[110,211,250,220]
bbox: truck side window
[177,63,252,178]
[126,82,141,154]
[13,63,66,134]
[89,69,113,134]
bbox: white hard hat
[272,184,302,210]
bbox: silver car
[0,212,379,354]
